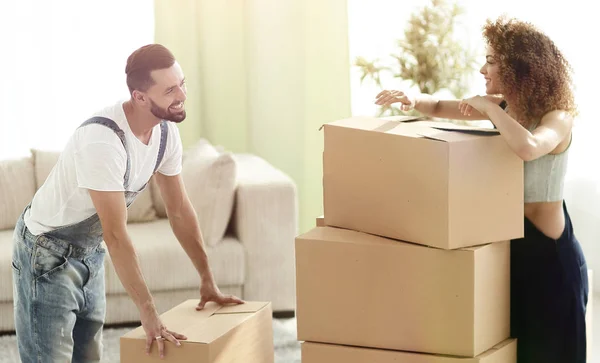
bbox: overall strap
[153,121,169,174]
[78,116,132,190]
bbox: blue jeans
[12,214,107,363]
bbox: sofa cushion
[152,139,237,247]
[31,148,60,188]
[0,157,35,231]
[126,186,158,223]
[31,149,158,224]
[103,219,245,295]
[0,220,246,302]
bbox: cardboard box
[322,116,523,249]
[120,300,274,362]
[301,339,516,363]
[295,226,510,357]
[316,215,325,227]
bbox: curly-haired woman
[375,16,588,363]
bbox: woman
[375,16,588,363]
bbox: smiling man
[11,44,243,363]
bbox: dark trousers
[511,201,588,363]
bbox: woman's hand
[458,96,495,117]
[375,90,416,111]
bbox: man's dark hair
[125,44,176,93]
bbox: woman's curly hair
[482,16,577,127]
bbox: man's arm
[88,190,154,310]
[88,189,186,355]
[153,172,243,309]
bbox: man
[11,44,243,363]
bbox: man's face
[143,62,187,123]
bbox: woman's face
[480,46,502,95]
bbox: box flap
[380,115,427,122]
[406,121,497,143]
[413,127,477,143]
[298,227,489,252]
[322,117,499,142]
[413,120,499,134]
[321,116,387,131]
[298,226,398,248]
[180,312,253,343]
[121,300,270,344]
[320,115,425,132]
[214,301,270,315]
[121,300,219,340]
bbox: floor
[1,295,599,362]
[0,318,301,363]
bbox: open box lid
[322,116,499,143]
[121,300,270,345]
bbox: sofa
[0,139,298,332]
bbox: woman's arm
[486,103,572,161]
[375,90,504,120]
[461,96,573,161]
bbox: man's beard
[149,98,186,123]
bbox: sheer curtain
[0,0,154,159]
[348,0,599,291]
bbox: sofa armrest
[232,154,298,312]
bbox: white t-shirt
[24,100,183,235]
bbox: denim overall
[12,117,168,363]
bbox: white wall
[155,0,352,233]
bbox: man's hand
[140,303,188,358]
[196,280,245,310]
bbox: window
[0,0,154,159]
[348,0,598,289]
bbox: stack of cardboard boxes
[295,116,524,362]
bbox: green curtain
[154,0,352,234]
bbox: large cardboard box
[296,226,510,357]
[322,116,524,249]
[120,300,274,363]
[301,339,517,363]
